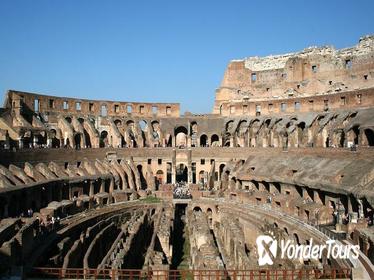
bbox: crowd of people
[35,215,61,234]
[173,181,192,199]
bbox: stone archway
[175,126,188,148]
[200,134,208,147]
[176,163,188,183]
[100,131,109,148]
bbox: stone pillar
[68,184,72,200]
[230,136,234,147]
[258,182,266,192]
[358,199,364,219]
[100,179,106,193]
[313,190,322,204]
[172,165,176,184]
[302,188,310,200]
[269,183,279,194]
[235,180,241,190]
[32,136,37,147]
[18,138,24,149]
[348,196,353,213]
[47,138,52,148]
[89,181,95,197]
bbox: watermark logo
[256,235,360,266]
[256,235,278,266]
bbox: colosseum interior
[0,35,373,280]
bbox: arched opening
[166,163,172,183]
[352,125,360,145]
[139,120,147,131]
[224,121,233,147]
[100,104,107,117]
[114,119,122,127]
[199,170,205,185]
[138,120,147,147]
[151,121,161,147]
[126,120,137,147]
[165,134,172,147]
[175,126,188,148]
[264,119,271,127]
[364,129,374,146]
[176,163,188,182]
[65,117,72,124]
[219,164,226,180]
[50,129,60,148]
[193,206,202,212]
[78,118,92,148]
[325,136,330,148]
[200,134,208,147]
[211,134,219,146]
[298,122,306,130]
[74,133,82,149]
[100,131,108,148]
[207,208,213,227]
[225,120,234,131]
[293,233,300,245]
[137,165,147,190]
[156,170,164,189]
[190,122,198,147]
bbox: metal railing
[29,267,352,280]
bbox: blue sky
[0,1,373,113]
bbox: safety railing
[29,267,352,280]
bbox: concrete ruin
[0,35,373,279]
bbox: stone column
[314,190,322,204]
[47,137,52,148]
[358,199,364,219]
[100,179,106,193]
[348,196,353,213]
[18,138,24,149]
[68,184,72,200]
[172,165,176,184]
[269,183,279,194]
[89,181,95,197]
[33,135,38,147]
[108,178,114,205]
[172,149,176,184]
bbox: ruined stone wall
[214,35,374,115]
[6,90,180,118]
